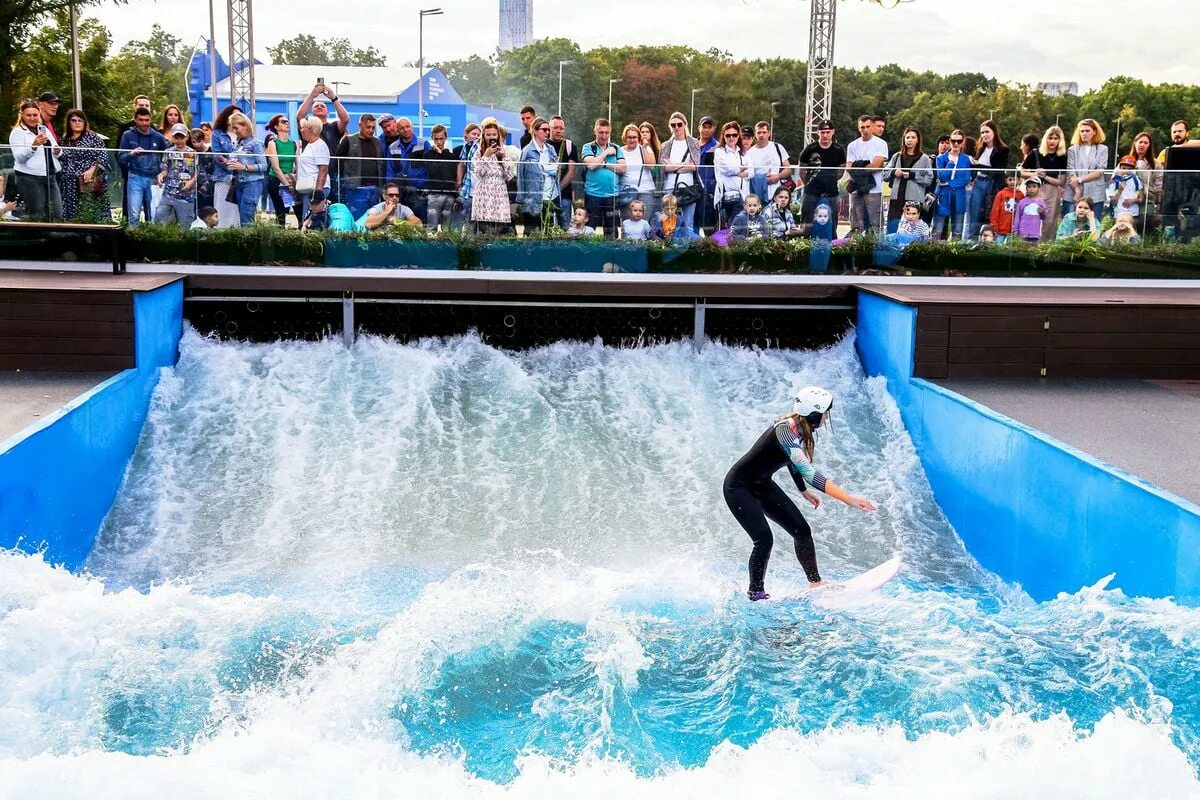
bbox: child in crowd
[653,194,680,240]
[979,225,997,244]
[988,172,1023,242]
[1101,212,1142,246]
[566,206,595,237]
[621,200,652,240]
[730,194,780,241]
[1014,177,1048,243]
[765,187,803,237]
[1106,156,1143,218]
[1056,197,1100,240]
[302,190,330,233]
[154,123,197,227]
[190,206,218,229]
[895,200,931,240]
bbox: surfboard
[805,554,902,609]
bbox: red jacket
[989,187,1023,235]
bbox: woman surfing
[724,386,877,600]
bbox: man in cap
[377,113,401,150]
[36,92,61,139]
[796,120,846,229]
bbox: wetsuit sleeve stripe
[774,422,829,492]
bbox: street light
[770,100,783,132]
[690,88,704,131]
[1113,118,1123,167]
[558,60,574,117]
[608,78,622,124]
[988,108,999,121]
[418,7,444,141]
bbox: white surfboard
[808,554,902,609]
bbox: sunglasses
[724,133,739,139]
[537,126,549,132]
[950,138,963,144]
[669,122,684,128]
[385,193,400,199]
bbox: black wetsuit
[723,420,827,592]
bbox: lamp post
[690,88,704,130]
[608,78,622,124]
[69,1,82,110]
[207,0,218,120]
[1113,118,1122,167]
[558,60,574,117]
[770,100,782,133]
[418,7,444,141]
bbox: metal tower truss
[227,0,256,120]
[804,0,836,145]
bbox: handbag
[78,171,107,197]
[669,144,705,206]
[225,181,239,204]
[294,173,317,195]
[619,160,646,206]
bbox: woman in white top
[1065,118,1109,216]
[9,99,63,219]
[660,111,701,231]
[714,120,749,228]
[295,116,331,223]
[618,124,656,221]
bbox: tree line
[7,5,1199,160]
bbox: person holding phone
[470,117,516,234]
[10,99,64,219]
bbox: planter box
[474,240,648,272]
[324,239,458,269]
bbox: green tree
[11,11,115,129]
[437,54,498,105]
[104,23,192,129]
[1,0,125,117]
[267,34,387,67]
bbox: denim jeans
[126,172,156,226]
[849,192,882,233]
[15,171,62,220]
[236,179,264,226]
[965,176,993,240]
[425,193,457,231]
[154,195,196,227]
[343,185,379,220]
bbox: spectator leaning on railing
[117,105,168,227]
[424,124,460,233]
[581,118,626,238]
[470,117,516,235]
[10,99,63,220]
[845,114,888,234]
[882,126,932,233]
[932,130,972,240]
[454,122,480,230]
[209,105,240,229]
[1064,118,1109,217]
[335,113,385,219]
[154,123,198,227]
[516,116,560,233]
[264,114,299,227]
[548,115,579,230]
[713,120,749,229]
[294,115,331,223]
[225,111,268,227]
[59,108,109,222]
[796,120,845,230]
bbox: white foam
[1,710,1196,800]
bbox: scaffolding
[803,0,836,146]
[226,0,256,120]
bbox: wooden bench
[0,220,126,274]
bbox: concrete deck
[0,372,113,443]
[938,378,1200,504]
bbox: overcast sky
[93,0,1194,91]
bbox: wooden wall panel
[0,290,134,370]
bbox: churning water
[3,329,1200,798]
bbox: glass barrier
[1,141,1198,277]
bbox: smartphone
[316,76,325,86]
[37,125,48,135]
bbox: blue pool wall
[856,290,1200,602]
[0,281,184,569]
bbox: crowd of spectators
[7,84,1200,247]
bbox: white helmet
[793,386,834,418]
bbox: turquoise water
[2,330,1199,797]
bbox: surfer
[723,386,877,601]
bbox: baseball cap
[310,189,328,204]
[170,123,189,137]
[378,113,396,124]
[38,91,60,103]
[1118,155,1136,167]
[698,115,715,126]
[741,125,753,136]
[817,120,835,131]
[1024,176,1042,186]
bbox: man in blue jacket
[118,107,169,225]
[386,117,429,222]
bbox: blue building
[189,52,524,145]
